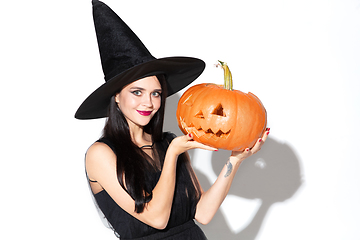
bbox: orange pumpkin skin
[176,83,267,151]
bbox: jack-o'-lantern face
[176,83,267,151]
[179,94,233,141]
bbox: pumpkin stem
[218,60,233,90]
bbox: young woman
[76,1,268,239]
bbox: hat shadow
[164,93,303,240]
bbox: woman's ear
[114,93,120,104]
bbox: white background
[1,0,359,239]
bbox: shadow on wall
[164,93,303,240]
[197,138,303,239]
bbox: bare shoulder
[86,142,117,181]
[87,141,115,160]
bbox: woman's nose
[141,94,153,107]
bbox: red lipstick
[137,110,152,116]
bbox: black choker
[140,143,153,149]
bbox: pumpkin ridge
[182,94,194,106]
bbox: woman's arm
[195,129,269,225]
[86,133,216,229]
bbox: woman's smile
[136,110,152,116]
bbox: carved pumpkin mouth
[179,117,231,140]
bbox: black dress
[88,132,207,240]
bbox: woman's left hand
[230,128,270,164]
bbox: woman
[76,1,268,239]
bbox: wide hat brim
[75,56,205,119]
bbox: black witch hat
[75,0,205,119]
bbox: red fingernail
[259,139,262,142]
[189,133,193,137]
[267,131,270,135]
[215,149,218,151]
[246,148,250,151]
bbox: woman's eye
[132,90,141,96]
[152,92,161,97]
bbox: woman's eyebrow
[129,87,162,92]
[129,87,145,90]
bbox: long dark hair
[102,75,165,213]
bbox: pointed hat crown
[92,0,155,81]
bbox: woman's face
[115,76,162,128]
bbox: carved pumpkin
[176,61,267,151]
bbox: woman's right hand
[168,133,218,156]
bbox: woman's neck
[128,122,152,148]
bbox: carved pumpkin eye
[211,104,226,117]
[195,111,204,119]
